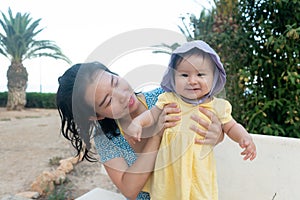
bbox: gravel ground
[0,108,118,199]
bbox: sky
[0,0,212,93]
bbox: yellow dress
[144,92,232,200]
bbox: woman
[56,62,224,200]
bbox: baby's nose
[188,75,198,84]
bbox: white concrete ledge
[77,134,300,199]
[215,134,300,199]
[75,188,126,200]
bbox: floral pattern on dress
[94,87,164,200]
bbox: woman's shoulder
[142,87,165,109]
[94,132,135,164]
[143,87,164,97]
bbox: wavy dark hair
[56,62,120,161]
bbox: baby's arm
[127,106,162,141]
[223,119,257,161]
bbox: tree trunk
[6,62,28,111]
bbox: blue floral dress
[94,87,164,200]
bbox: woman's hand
[190,107,224,146]
[155,103,181,137]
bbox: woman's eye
[114,77,119,87]
[111,76,119,87]
[106,97,112,107]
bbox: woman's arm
[103,103,181,199]
[104,134,162,199]
[190,107,224,145]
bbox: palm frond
[152,42,180,55]
[0,7,70,64]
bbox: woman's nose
[113,88,127,103]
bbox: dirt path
[0,108,118,199]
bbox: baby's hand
[239,136,257,161]
[126,121,143,142]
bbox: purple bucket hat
[160,40,226,105]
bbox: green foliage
[46,180,73,200]
[0,92,7,107]
[26,92,57,108]
[0,8,71,110]
[0,92,57,108]
[0,8,71,63]
[182,1,250,126]
[180,0,299,137]
[239,0,300,137]
[49,156,63,166]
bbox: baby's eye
[181,74,188,77]
[198,73,205,77]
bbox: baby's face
[174,54,214,101]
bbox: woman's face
[84,70,139,119]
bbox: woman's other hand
[154,103,181,137]
[190,107,224,146]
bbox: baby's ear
[89,115,104,121]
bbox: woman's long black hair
[56,62,120,162]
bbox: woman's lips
[128,95,135,107]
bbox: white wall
[215,134,300,200]
[78,134,300,200]
[76,188,125,200]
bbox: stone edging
[8,154,83,200]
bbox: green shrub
[239,0,300,138]
[26,92,56,108]
[0,92,57,109]
[0,92,7,107]
[46,180,74,200]
[182,0,300,138]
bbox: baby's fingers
[137,132,142,142]
[241,148,257,161]
[239,139,250,148]
[249,151,257,160]
[129,137,138,145]
[243,152,256,161]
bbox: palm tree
[0,8,71,110]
